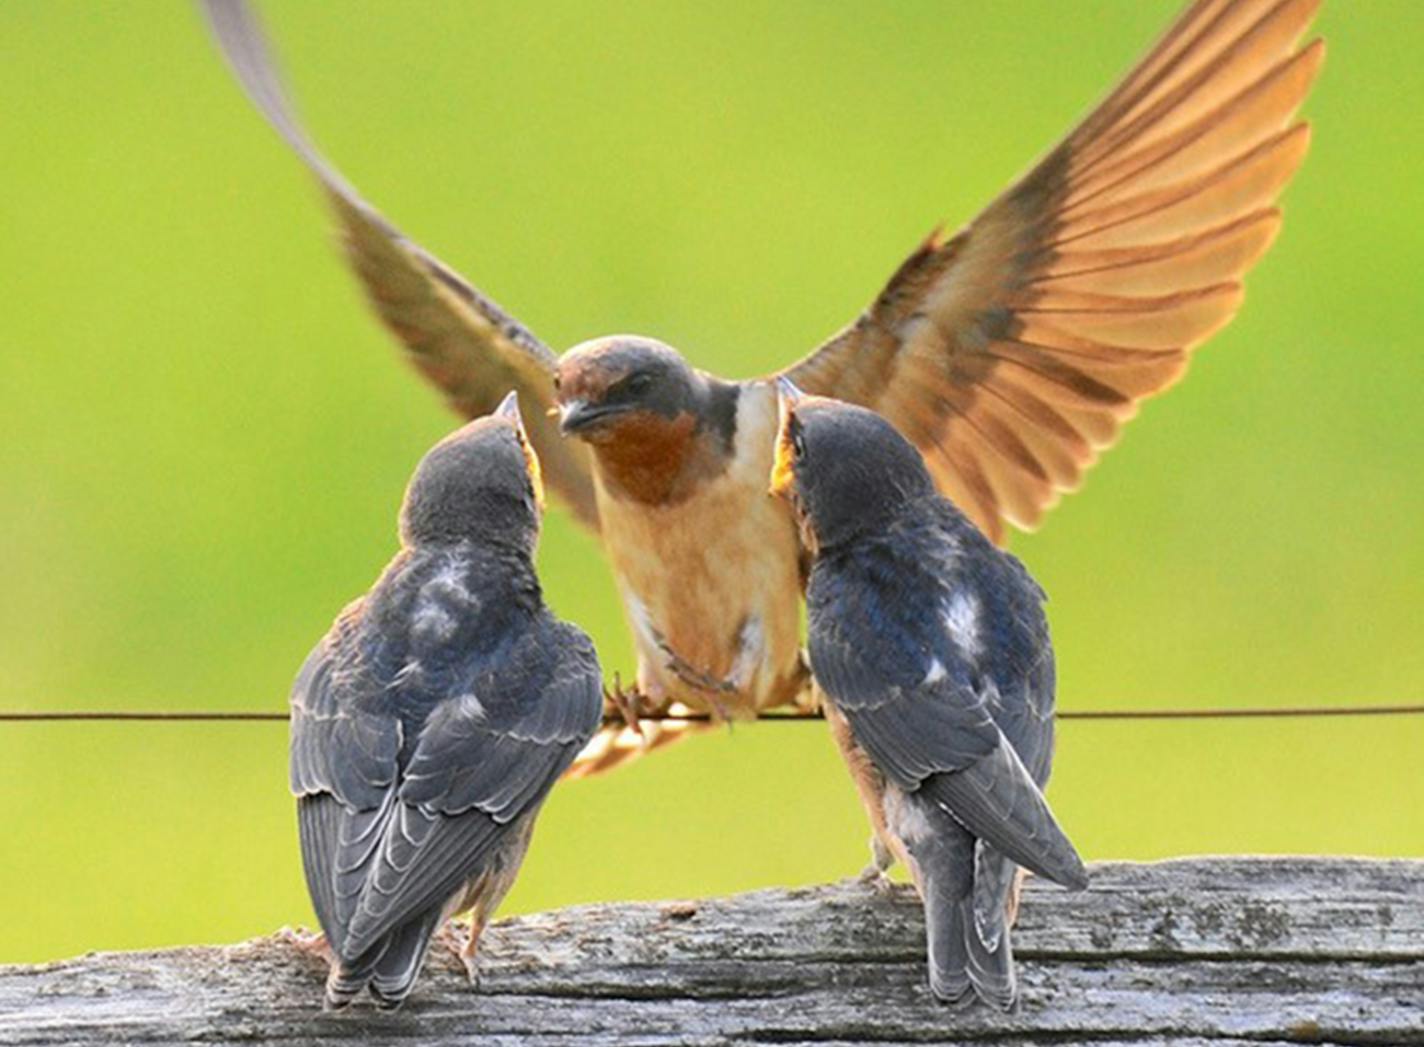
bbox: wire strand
[1,704,1422,724]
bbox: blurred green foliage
[2,1,1420,964]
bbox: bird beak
[497,390,545,510]
[496,389,523,426]
[776,376,805,407]
[558,398,627,436]
[769,378,803,499]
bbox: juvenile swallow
[771,381,1086,1009]
[288,392,603,1009]
[203,0,1323,771]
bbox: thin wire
[1,704,1422,724]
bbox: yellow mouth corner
[520,435,546,510]
[769,416,797,498]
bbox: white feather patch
[884,784,935,846]
[727,616,765,692]
[922,657,948,685]
[941,591,982,661]
[624,591,662,658]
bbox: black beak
[558,399,630,436]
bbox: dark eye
[621,372,655,397]
[791,426,806,460]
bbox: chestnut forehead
[557,352,635,399]
[557,344,672,398]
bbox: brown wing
[200,0,598,529]
[783,0,1323,543]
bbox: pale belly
[594,415,806,716]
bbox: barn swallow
[202,0,1323,771]
[287,391,603,1009]
[771,380,1086,1008]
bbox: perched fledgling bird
[202,0,1323,772]
[770,380,1087,1009]
[287,392,603,1010]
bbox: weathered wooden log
[1,857,1420,1046]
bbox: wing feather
[811,591,1082,887]
[340,626,602,958]
[199,0,598,527]
[289,588,602,964]
[784,0,1322,542]
[296,794,345,951]
[809,531,1083,887]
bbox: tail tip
[369,970,419,1011]
[1037,847,1089,892]
[323,975,416,1011]
[322,979,362,1012]
[966,961,1018,1012]
[929,968,977,1008]
[932,968,1019,1011]
[369,985,412,1011]
[1061,857,1090,892]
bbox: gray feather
[368,906,445,1010]
[923,738,1086,890]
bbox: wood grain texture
[2,858,1420,1046]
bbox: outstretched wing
[199,0,598,528]
[338,625,603,959]
[784,0,1323,542]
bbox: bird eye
[621,372,654,397]
[791,427,807,460]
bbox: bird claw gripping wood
[856,835,898,895]
[436,920,482,987]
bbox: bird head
[771,379,935,551]
[553,336,704,447]
[399,391,544,552]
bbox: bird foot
[277,926,334,968]
[437,920,482,988]
[857,866,897,896]
[603,671,648,743]
[647,625,741,718]
[658,643,737,698]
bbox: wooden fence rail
[1,857,1420,1046]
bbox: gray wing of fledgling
[290,604,602,1005]
[810,552,1085,890]
[197,0,598,528]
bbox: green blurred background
[3,1,1421,964]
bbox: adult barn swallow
[288,393,603,1009]
[771,383,1086,1008]
[203,0,1323,769]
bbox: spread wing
[784,0,1323,543]
[200,0,598,529]
[291,616,603,961]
